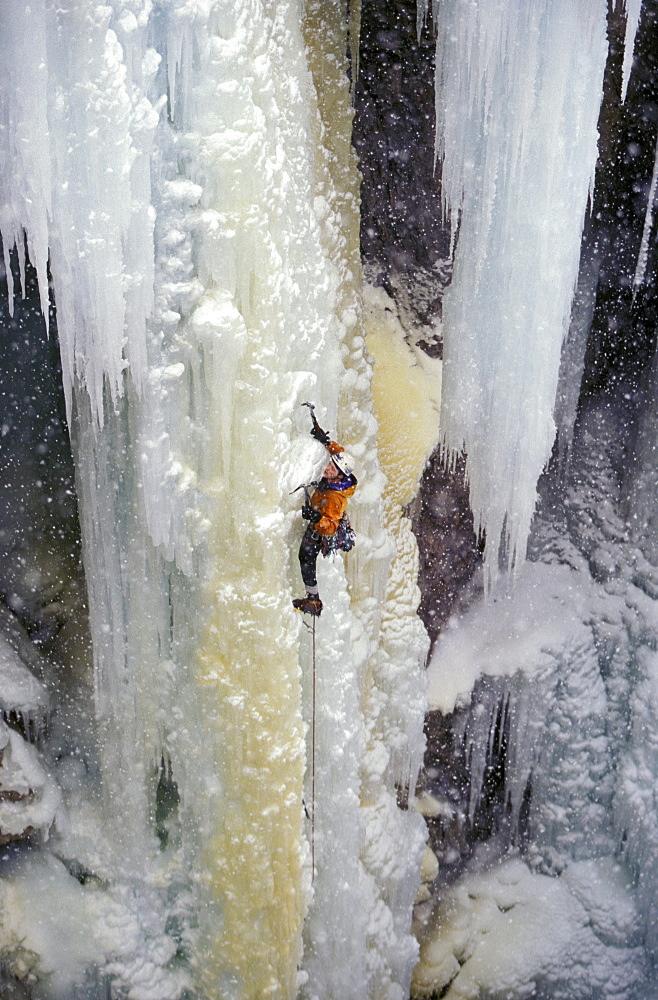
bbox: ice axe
[290,482,315,502]
[301,401,330,446]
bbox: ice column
[300,3,430,997]
[2,0,318,994]
[621,0,643,103]
[554,231,603,465]
[632,131,658,297]
[433,0,608,582]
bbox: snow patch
[427,561,595,715]
[412,856,646,1000]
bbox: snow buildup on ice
[0,633,50,730]
[0,849,189,1000]
[0,719,61,842]
[412,856,647,1000]
[433,0,609,583]
[427,561,595,717]
[0,606,53,741]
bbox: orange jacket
[309,479,357,535]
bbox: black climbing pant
[299,527,323,589]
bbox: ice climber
[292,406,357,617]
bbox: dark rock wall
[411,455,480,646]
[354,0,449,289]
[581,0,658,404]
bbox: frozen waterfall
[3,0,658,999]
[0,2,427,998]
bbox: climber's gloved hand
[302,504,322,523]
[310,423,331,447]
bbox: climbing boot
[292,596,323,617]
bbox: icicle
[1,240,13,315]
[0,2,164,427]
[416,0,429,42]
[0,1,51,328]
[554,228,604,466]
[632,130,658,298]
[462,685,503,825]
[349,0,362,91]
[621,0,642,104]
[435,0,609,584]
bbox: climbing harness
[320,514,355,555]
[291,480,356,557]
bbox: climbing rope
[302,616,318,883]
[311,615,317,883]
